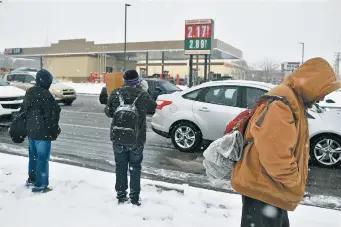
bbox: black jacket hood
[36,69,53,89]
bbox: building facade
[4,38,243,82]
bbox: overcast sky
[0,0,340,65]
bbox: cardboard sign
[105,72,124,95]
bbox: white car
[152,80,341,168]
[0,79,25,126]
[319,89,341,110]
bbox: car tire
[63,100,73,106]
[170,121,202,153]
[310,134,341,168]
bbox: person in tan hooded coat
[231,58,340,227]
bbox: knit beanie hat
[123,70,140,85]
[36,69,53,89]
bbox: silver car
[3,72,77,105]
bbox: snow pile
[177,85,189,90]
[1,153,340,227]
[63,82,105,95]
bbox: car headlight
[50,88,61,93]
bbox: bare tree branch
[255,58,280,83]
[231,60,250,80]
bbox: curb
[0,149,340,211]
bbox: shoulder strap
[243,95,295,148]
[256,95,295,126]
[118,94,125,106]
[132,92,144,106]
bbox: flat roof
[4,38,242,60]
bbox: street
[0,95,341,198]
[0,95,205,174]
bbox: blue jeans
[28,139,51,188]
[113,144,144,200]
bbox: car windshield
[0,79,9,86]
[159,80,181,92]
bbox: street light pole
[299,42,305,64]
[124,3,131,72]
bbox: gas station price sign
[184,19,214,55]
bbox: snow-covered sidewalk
[0,153,340,227]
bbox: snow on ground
[64,82,105,95]
[0,153,340,227]
[63,82,188,95]
[177,85,189,90]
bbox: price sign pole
[184,19,214,86]
[204,54,208,82]
[189,55,193,87]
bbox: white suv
[0,79,25,126]
[152,80,341,168]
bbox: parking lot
[0,95,341,198]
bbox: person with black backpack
[105,70,157,206]
[11,69,61,193]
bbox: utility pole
[123,3,131,72]
[299,42,305,64]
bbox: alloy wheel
[174,126,196,149]
[313,138,341,166]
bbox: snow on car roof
[183,80,276,94]
[207,80,276,89]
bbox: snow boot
[131,198,141,206]
[25,177,36,187]
[118,197,129,205]
[32,187,52,193]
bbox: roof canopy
[4,38,242,61]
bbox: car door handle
[198,107,210,112]
[326,99,335,103]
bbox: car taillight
[156,100,172,110]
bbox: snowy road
[0,95,205,174]
[0,95,341,199]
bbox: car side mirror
[30,81,35,85]
[326,99,335,103]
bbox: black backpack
[9,112,27,144]
[112,92,143,145]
